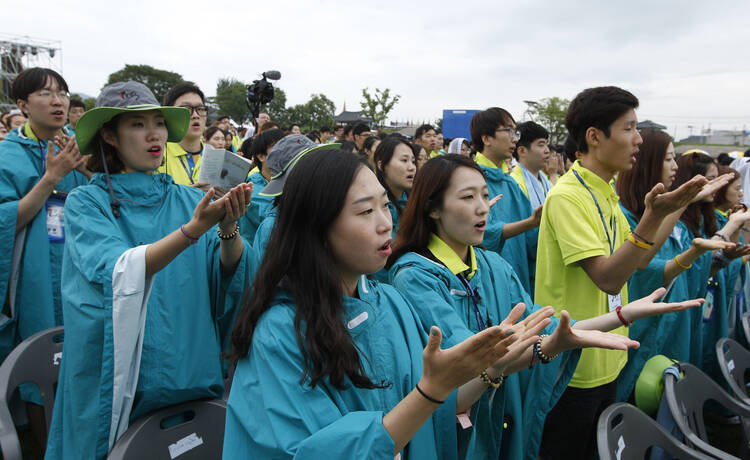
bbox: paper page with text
[197,145,252,191]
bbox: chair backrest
[0,326,64,460]
[107,399,226,460]
[717,337,750,405]
[663,362,750,460]
[597,402,713,460]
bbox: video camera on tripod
[246,70,281,120]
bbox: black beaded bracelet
[480,370,504,388]
[532,334,558,364]
[217,223,239,240]
[415,383,445,404]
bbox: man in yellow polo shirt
[536,86,706,459]
[157,83,207,185]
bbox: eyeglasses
[496,127,520,140]
[180,105,207,116]
[33,90,70,101]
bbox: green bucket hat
[634,355,682,415]
[75,81,190,155]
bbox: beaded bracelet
[532,334,558,364]
[480,370,504,388]
[217,223,239,240]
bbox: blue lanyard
[178,154,196,185]
[573,170,616,255]
[457,273,487,331]
[39,141,47,173]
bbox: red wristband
[615,305,631,327]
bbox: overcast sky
[4,1,750,142]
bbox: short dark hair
[563,136,578,163]
[353,123,370,136]
[716,153,734,166]
[414,124,435,140]
[565,86,639,153]
[363,135,379,152]
[250,128,285,168]
[218,115,230,121]
[319,126,332,134]
[469,107,515,152]
[342,125,353,136]
[514,121,549,159]
[12,67,69,102]
[162,83,205,106]
[68,99,86,111]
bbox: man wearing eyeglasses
[0,68,90,440]
[158,83,208,186]
[470,107,543,295]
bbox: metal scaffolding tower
[0,33,62,111]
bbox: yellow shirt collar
[427,233,477,279]
[717,209,729,218]
[475,152,510,173]
[23,122,39,141]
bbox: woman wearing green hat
[45,81,258,459]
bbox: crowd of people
[1,66,748,459]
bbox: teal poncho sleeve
[238,171,273,242]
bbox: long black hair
[374,136,414,216]
[229,148,385,390]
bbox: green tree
[266,87,288,124]
[303,93,336,130]
[105,64,188,103]
[215,78,251,124]
[525,97,570,145]
[360,87,400,127]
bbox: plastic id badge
[702,280,716,322]
[46,192,66,243]
[608,293,622,312]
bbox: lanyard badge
[46,191,67,243]
[573,170,623,312]
[457,274,488,331]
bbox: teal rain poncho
[617,206,694,401]
[223,275,459,459]
[238,170,273,243]
[700,210,746,380]
[45,172,257,459]
[0,127,88,360]
[389,247,580,460]
[479,166,537,296]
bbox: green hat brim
[75,105,190,155]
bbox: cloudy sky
[4,1,750,141]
